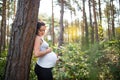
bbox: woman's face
[38,26,46,36]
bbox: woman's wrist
[44,50,48,54]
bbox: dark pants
[34,63,53,80]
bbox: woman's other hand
[46,47,52,53]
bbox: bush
[29,41,120,80]
[0,50,7,80]
[29,57,37,80]
[53,43,89,80]
[86,41,120,80]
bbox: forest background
[0,0,120,80]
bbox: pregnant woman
[33,21,58,80]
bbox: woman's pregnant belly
[37,51,58,68]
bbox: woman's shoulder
[35,36,43,42]
[35,35,42,39]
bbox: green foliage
[115,27,120,40]
[29,41,120,80]
[107,40,120,79]
[1,41,119,80]
[85,43,104,80]
[53,43,89,80]
[29,57,37,80]
[104,2,117,18]
[86,41,120,80]
[98,25,104,41]
[0,50,7,80]
[108,40,120,49]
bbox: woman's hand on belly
[46,47,52,54]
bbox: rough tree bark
[58,0,64,47]
[89,0,94,44]
[52,0,55,45]
[83,0,89,47]
[0,0,6,54]
[92,0,99,42]
[5,0,40,80]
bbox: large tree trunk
[118,0,120,26]
[52,0,55,45]
[0,26,2,57]
[98,0,102,24]
[89,0,94,44]
[92,0,99,42]
[81,21,85,47]
[6,0,11,46]
[14,0,16,17]
[0,0,7,54]
[83,0,89,48]
[5,0,40,80]
[58,0,64,47]
[111,0,115,39]
[107,18,111,40]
